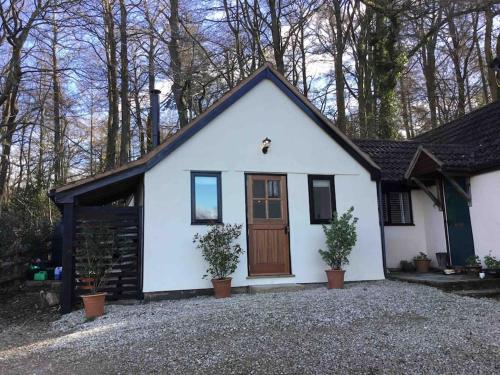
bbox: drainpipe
[377,181,388,278]
[150,89,161,148]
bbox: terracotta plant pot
[81,293,106,318]
[325,269,345,289]
[212,278,232,298]
[414,259,431,273]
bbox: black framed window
[191,172,222,224]
[308,175,336,224]
[383,190,413,225]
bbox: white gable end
[151,79,369,177]
[143,78,384,293]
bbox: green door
[443,177,474,266]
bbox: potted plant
[193,223,243,298]
[484,253,500,278]
[78,225,117,318]
[465,255,482,274]
[318,207,358,289]
[413,252,431,272]
[400,260,416,272]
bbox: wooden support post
[137,205,144,299]
[61,202,75,314]
[411,177,443,210]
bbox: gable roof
[51,63,380,204]
[356,101,500,182]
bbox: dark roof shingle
[355,101,500,181]
[353,140,420,182]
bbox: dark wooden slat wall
[73,206,141,301]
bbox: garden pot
[212,278,232,298]
[414,259,431,273]
[465,266,481,275]
[435,252,448,270]
[400,260,416,272]
[81,293,106,318]
[484,269,500,278]
[325,269,345,289]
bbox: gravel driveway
[1,280,499,374]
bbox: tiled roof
[353,140,420,182]
[355,101,500,181]
[422,143,477,169]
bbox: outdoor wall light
[261,137,272,154]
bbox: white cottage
[51,64,386,313]
[355,101,500,271]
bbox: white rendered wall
[142,79,384,292]
[469,170,500,262]
[420,187,448,265]
[384,190,426,269]
[384,188,447,269]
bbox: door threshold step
[248,283,305,295]
[453,288,500,298]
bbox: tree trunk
[168,0,189,128]
[103,0,120,170]
[268,0,285,74]
[474,19,490,103]
[51,18,63,186]
[446,14,466,116]
[147,34,155,151]
[420,6,440,130]
[485,4,498,101]
[119,0,130,165]
[132,64,146,156]
[355,4,372,138]
[400,76,413,139]
[0,88,19,201]
[223,0,246,80]
[372,4,401,139]
[299,20,308,97]
[332,1,346,132]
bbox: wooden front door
[246,174,290,276]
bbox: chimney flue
[150,89,161,148]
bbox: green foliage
[318,207,358,270]
[465,255,481,267]
[413,252,429,261]
[372,7,405,139]
[78,224,118,294]
[193,223,243,280]
[484,253,500,269]
[0,186,58,260]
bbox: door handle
[284,225,289,234]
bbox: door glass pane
[194,176,219,220]
[268,200,281,218]
[253,180,265,198]
[312,179,331,220]
[253,199,266,218]
[267,180,280,198]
